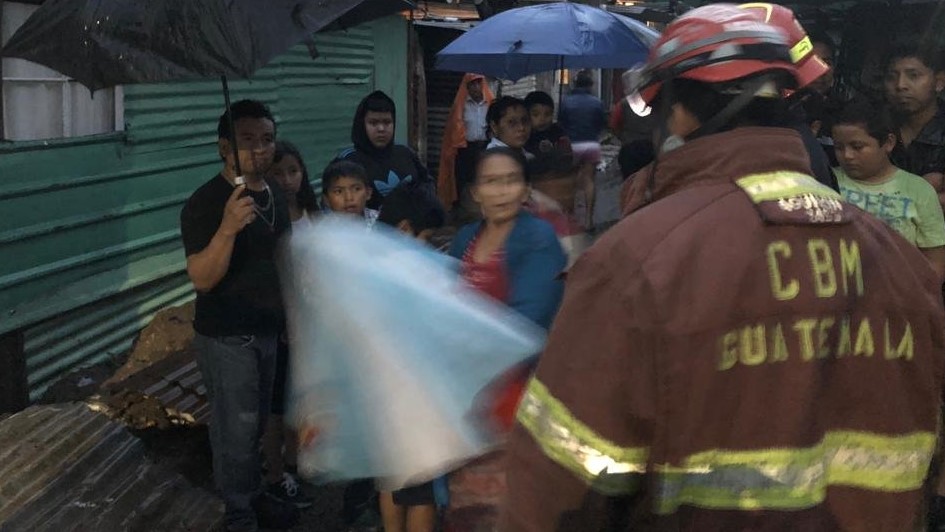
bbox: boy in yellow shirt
[833,102,945,278]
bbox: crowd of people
[179,2,945,531]
[180,82,573,530]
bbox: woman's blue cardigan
[448,211,567,330]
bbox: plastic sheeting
[281,218,545,490]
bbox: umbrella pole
[221,75,243,177]
[557,56,564,109]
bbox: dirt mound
[107,301,195,385]
[39,302,196,405]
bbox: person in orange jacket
[437,73,495,212]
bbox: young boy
[832,102,945,278]
[340,91,434,210]
[321,159,378,227]
[320,158,384,530]
[523,91,577,216]
[523,91,572,178]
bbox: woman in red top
[446,147,567,531]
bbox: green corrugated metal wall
[0,18,408,400]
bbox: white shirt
[291,214,314,231]
[463,97,489,142]
[487,137,535,160]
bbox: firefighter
[502,5,945,531]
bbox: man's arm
[502,244,655,531]
[185,186,256,292]
[915,177,945,282]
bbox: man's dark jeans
[195,333,278,531]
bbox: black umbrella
[1,0,412,174]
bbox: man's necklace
[252,184,275,231]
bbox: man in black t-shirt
[180,100,295,531]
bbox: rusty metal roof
[143,357,210,424]
[0,403,222,531]
[102,349,211,426]
[411,1,479,20]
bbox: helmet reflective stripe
[648,29,787,75]
[739,2,776,22]
[789,35,813,63]
[636,41,793,93]
[737,2,829,88]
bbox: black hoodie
[339,90,433,210]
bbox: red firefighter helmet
[738,3,830,89]
[635,4,800,104]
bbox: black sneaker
[267,472,314,509]
[252,491,300,530]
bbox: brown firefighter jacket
[502,127,945,532]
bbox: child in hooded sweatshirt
[340,91,435,210]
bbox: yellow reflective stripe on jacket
[654,430,936,514]
[517,378,648,496]
[736,171,841,204]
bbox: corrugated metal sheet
[103,350,210,426]
[0,143,212,336]
[24,274,194,401]
[1,19,404,396]
[423,69,463,174]
[0,402,222,531]
[426,105,450,176]
[143,358,209,424]
[265,27,377,181]
[410,2,479,20]
[499,75,539,99]
[121,27,374,156]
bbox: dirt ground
[108,301,197,384]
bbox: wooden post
[0,330,29,414]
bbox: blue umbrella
[435,2,660,81]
